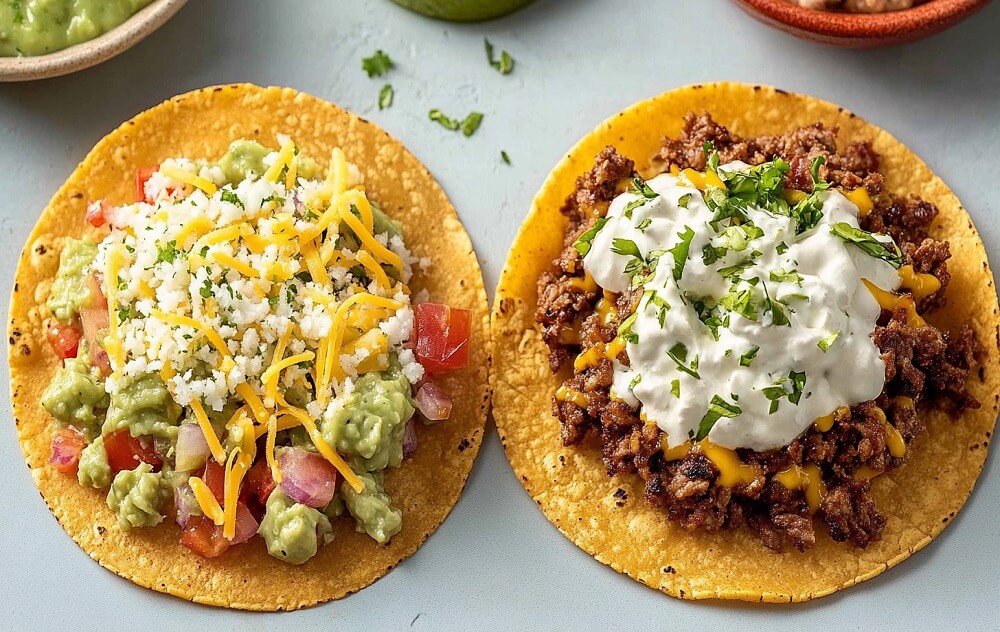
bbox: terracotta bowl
[732,0,990,48]
[0,0,189,82]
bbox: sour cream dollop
[583,162,900,452]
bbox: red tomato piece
[85,201,111,228]
[415,303,472,375]
[46,322,82,360]
[50,427,87,475]
[79,306,111,376]
[180,516,230,559]
[135,166,158,203]
[104,430,163,474]
[241,458,277,506]
[200,459,226,504]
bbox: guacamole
[107,463,169,530]
[103,373,181,442]
[341,471,402,544]
[259,489,333,565]
[46,238,97,322]
[77,435,111,488]
[41,355,108,439]
[320,367,415,472]
[0,0,154,57]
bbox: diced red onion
[414,381,453,422]
[174,483,197,529]
[402,420,417,459]
[175,423,210,472]
[278,448,338,508]
[230,503,259,544]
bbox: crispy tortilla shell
[490,82,999,602]
[8,84,490,610]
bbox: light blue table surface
[1,1,997,630]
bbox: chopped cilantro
[739,345,759,367]
[220,190,244,209]
[830,222,902,268]
[617,313,638,344]
[696,395,742,441]
[720,285,757,321]
[667,342,700,379]
[818,330,841,352]
[362,50,394,77]
[199,279,212,299]
[769,269,803,285]
[629,374,643,390]
[428,109,460,131]
[611,238,642,259]
[762,370,807,413]
[693,300,727,340]
[501,150,511,165]
[623,176,659,219]
[670,379,681,398]
[677,193,693,209]
[776,242,789,255]
[645,290,670,328]
[572,218,607,256]
[378,84,394,110]
[461,112,484,137]
[636,218,652,231]
[668,226,695,281]
[156,240,179,264]
[484,39,514,75]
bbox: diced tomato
[80,306,111,376]
[135,166,158,203]
[241,458,277,506]
[49,427,87,475]
[180,516,230,559]
[200,459,226,504]
[104,430,162,474]
[85,200,111,228]
[414,303,472,375]
[83,272,108,310]
[46,322,82,360]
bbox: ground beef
[537,113,982,552]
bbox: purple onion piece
[402,419,417,459]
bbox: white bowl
[0,0,189,82]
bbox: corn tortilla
[8,83,491,611]
[490,82,999,603]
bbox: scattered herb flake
[573,218,607,256]
[818,330,841,352]
[501,150,511,165]
[696,394,742,440]
[830,222,902,268]
[378,84,394,110]
[461,112,484,137]
[362,50,394,77]
[484,38,515,75]
[667,342,700,379]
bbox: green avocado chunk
[78,435,111,489]
[341,471,402,545]
[106,463,169,530]
[41,356,108,440]
[216,139,324,186]
[0,0,155,57]
[258,489,333,565]
[319,367,415,472]
[46,238,97,322]
[103,373,181,441]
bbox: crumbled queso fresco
[91,140,429,420]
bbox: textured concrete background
[1,0,997,629]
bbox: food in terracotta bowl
[732,0,990,47]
